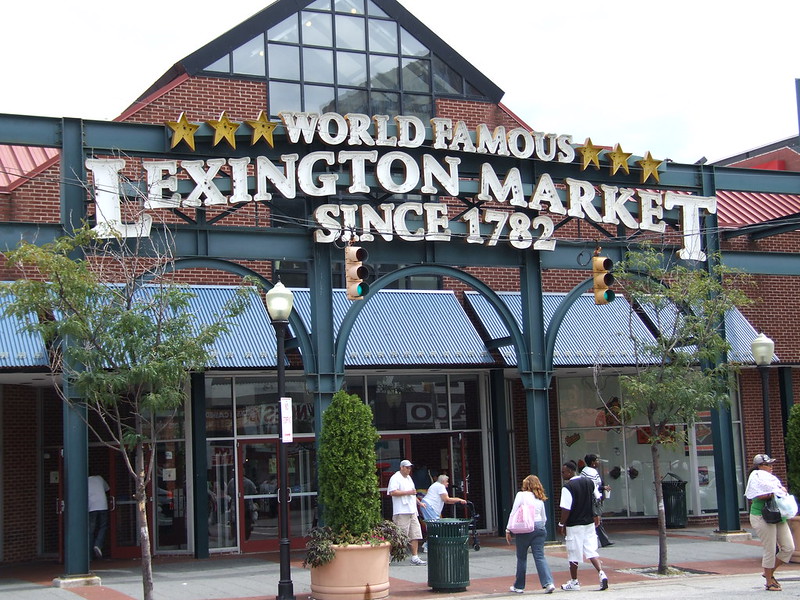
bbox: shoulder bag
[508,503,537,534]
[762,496,783,524]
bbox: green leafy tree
[1,227,247,600]
[786,404,800,496]
[609,245,751,574]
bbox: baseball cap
[399,459,413,468]
[753,454,777,465]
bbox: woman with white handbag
[505,475,556,594]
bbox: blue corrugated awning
[465,291,768,367]
[181,286,278,368]
[292,289,493,366]
[0,297,48,369]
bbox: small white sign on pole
[280,397,293,443]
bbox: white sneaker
[509,586,524,593]
[421,541,427,553]
[561,579,581,591]
[93,546,102,559]
[599,570,609,590]
[545,583,556,594]
[410,555,426,565]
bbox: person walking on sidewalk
[745,453,795,592]
[387,459,426,565]
[581,454,614,547]
[558,460,609,591]
[505,475,556,594]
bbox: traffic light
[345,246,369,300]
[592,256,615,305]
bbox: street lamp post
[751,332,776,456]
[265,281,295,600]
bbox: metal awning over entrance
[292,289,493,367]
[465,291,766,367]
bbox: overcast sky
[1,0,798,163]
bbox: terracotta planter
[788,516,800,563]
[310,542,391,600]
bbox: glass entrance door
[236,439,317,552]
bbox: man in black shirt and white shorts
[557,460,609,591]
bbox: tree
[608,245,752,574]
[1,226,247,600]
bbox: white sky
[1,0,798,163]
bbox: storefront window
[557,376,745,518]
[205,377,234,438]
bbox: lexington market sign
[87,110,716,262]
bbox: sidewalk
[2,526,799,600]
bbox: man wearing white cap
[387,459,426,565]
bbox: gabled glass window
[202,1,490,117]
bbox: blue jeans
[514,524,553,590]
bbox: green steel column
[519,253,554,538]
[703,169,742,531]
[62,399,89,576]
[190,372,209,559]
[489,369,513,535]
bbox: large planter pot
[788,516,800,563]
[310,542,391,600]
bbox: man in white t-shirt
[88,475,110,559]
[387,459,426,565]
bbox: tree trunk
[651,441,669,574]
[135,440,155,600]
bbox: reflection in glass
[268,14,300,43]
[367,0,389,18]
[371,91,399,115]
[337,51,368,86]
[206,377,233,438]
[400,27,429,56]
[205,55,230,73]
[368,19,397,53]
[268,44,300,80]
[335,0,364,14]
[402,58,430,93]
[207,441,236,549]
[337,88,368,115]
[303,48,335,83]
[269,81,302,116]
[305,84,337,114]
[403,94,432,121]
[155,441,187,551]
[369,55,399,89]
[433,54,462,95]
[335,15,366,50]
[233,35,266,76]
[301,11,333,46]
[308,0,331,9]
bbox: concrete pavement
[2,525,799,599]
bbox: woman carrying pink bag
[505,475,556,594]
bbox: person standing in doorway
[581,454,614,547]
[387,459,426,565]
[558,460,608,591]
[88,474,110,559]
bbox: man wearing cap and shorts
[387,459,426,565]
[558,460,608,591]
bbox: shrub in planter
[304,389,408,568]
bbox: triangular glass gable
[201,0,491,119]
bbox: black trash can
[662,473,688,528]
[425,518,470,592]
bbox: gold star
[165,113,200,151]
[245,111,278,147]
[606,143,633,176]
[207,111,240,149]
[637,151,663,183]
[576,138,603,170]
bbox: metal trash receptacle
[662,473,688,528]
[425,518,470,592]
